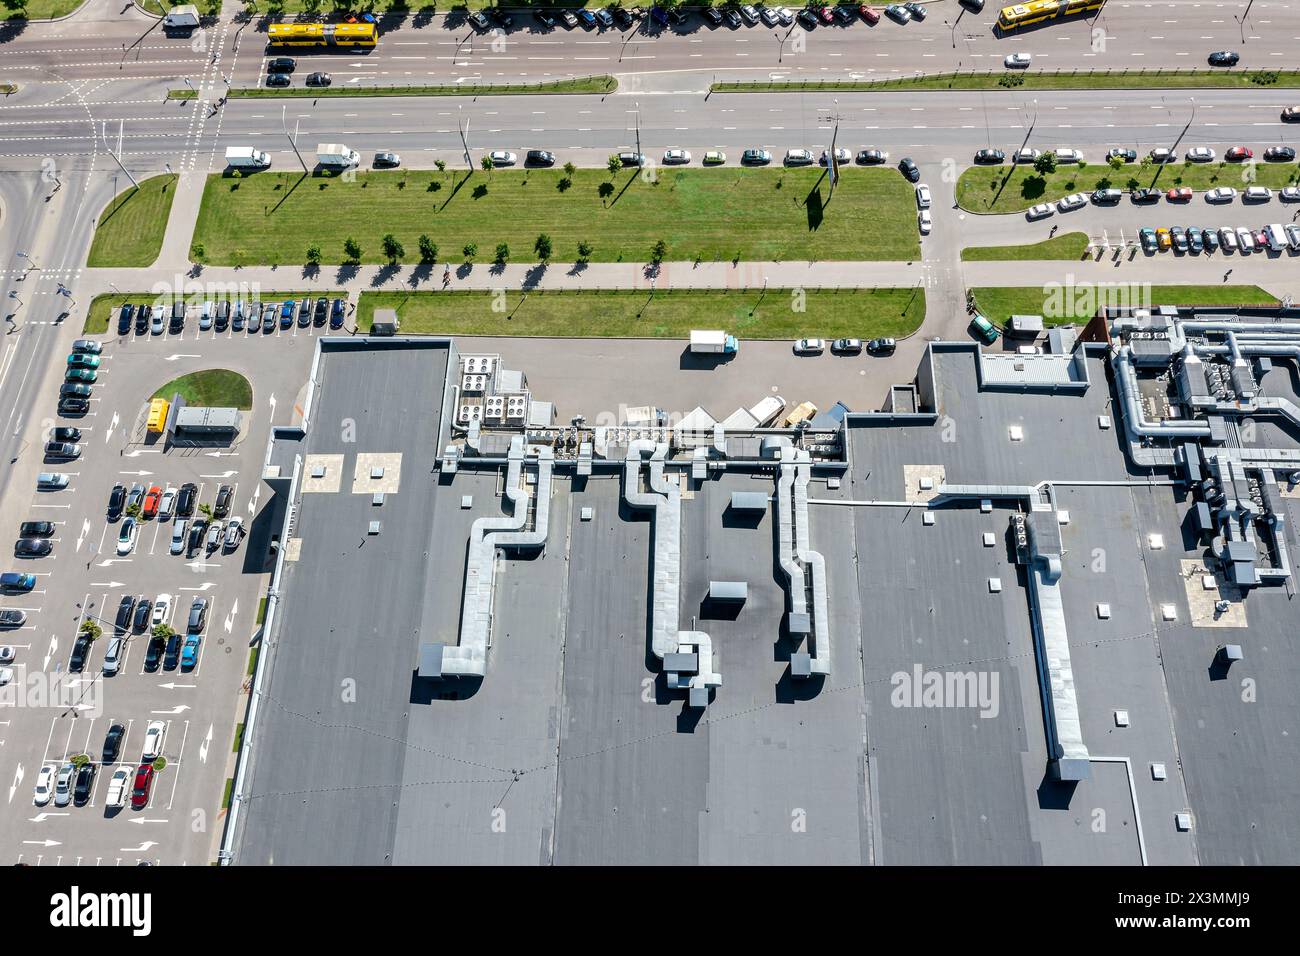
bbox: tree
[1033,152,1058,175]
[481,154,495,178]
[1108,155,1125,172]
[534,233,553,262]
[418,235,438,264]
[151,623,173,641]
[495,242,510,264]
[650,238,668,264]
[191,242,206,261]
[435,158,447,179]
[343,236,362,262]
[79,619,102,641]
[607,155,621,176]
[463,241,478,262]
[125,502,142,520]
[198,502,214,520]
[576,240,593,264]
[381,233,405,263]
[563,161,577,178]
[306,243,322,266]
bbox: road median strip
[712,69,1300,94]
[218,75,617,99]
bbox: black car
[703,6,723,25]
[306,72,331,87]
[163,633,182,670]
[188,597,209,634]
[52,427,82,443]
[857,149,886,165]
[132,597,153,632]
[313,297,328,326]
[60,382,91,398]
[117,304,134,335]
[115,596,136,632]
[134,305,150,334]
[169,301,185,332]
[525,149,556,167]
[975,148,1005,164]
[903,1,926,20]
[796,8,817,28]
[103,724,125,764]
[487,6,513,28]
[19,521,55,538]
[898,157,920,182]
[73,763,97,807]
[265,73,290,88]
[15,538,52,557]
[267,57,296,73]
[297,298,311,328]
[187,520,206,557]
[1264,146,1296,162]
[69,636,90,672]
[958,0,984,10]
[215,300,230,331]
[611,5,634,27]
[867,337,897,355]
[833,5,854,24]
[144,634,165,672]
[534,9,557,28]
[1208,51,1239,67]
[330,298,346,329]
[176,482,197,518]
[108,484,126,520]
[373,151,401,169]
[1131,187,1162,204]
[45,441,79,459]
[1107,148,1137,164]
[58,397,90,416]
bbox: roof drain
[622,440,721,708]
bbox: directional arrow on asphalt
[124,449,160,457]
[75,518,90,552]
[118,470,153,477]
[150,705,191,715]
[205,451,238,458]
[186,560,220,572]
[105,410,120,444]
[200,471,238,480]
[246,486,261,515]
[28,812,69,823]
[164,354,201,362]
[96,559,131,567]
[128,818,169,825]
[158,682,196,690]
[120,841,158,853]
[178,582,216,592]
[223,599,238,634]
[43,636,57,671]
[23,839,61,847]
[8,763,23,805]
[90,581,125,588]
[199,724,214,764]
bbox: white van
[1265,223,1288,253]
[102,636,124,676]
[225,147,271,170]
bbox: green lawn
[86,175,178,268]
[958,161,1300,214]
[969,285,1279,328]
[84,291,314,334]
[137,0,220,14]
[961,232,1090,262]
[193,167,920,266]
[229,76,615,98]
[152,369,254,409]
[713,69,1300,94]
[358,287,926,341]
[2,0,86,20]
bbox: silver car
[53,764,75,807]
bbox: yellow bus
[997,0,1105,31]
[266,22,378,49]
[146,397,170,433]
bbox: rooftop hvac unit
[463,356,495,376]
[461,373,488,394]
[484,396,506,421]
[505,395,528,421]
[458,402,483,425]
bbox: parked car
[144,634,166,672]
[181,633,202,670]
[373,151,401,169]
[793,338,825,355]
[132,596,153,632]
[131,764,154,810]
[16,538,52,557]
[152,594,171,628]
[866,337,896,355]
[69,636,90,672]
[1206,186,1237,203]
[883,3,910,23]
[1052,148,1083,164]
[663,149,691,165]
[142,485,162,519]
[223,517,245,551]
[915,184,931,208]
[1131,187,1162,204]
[106,766,131,809]
[742,148,772,166]
[1208,51,1240,67]
[974,148,1005,164]
[143,720,166,761]
[34,765,55,806]
[898,157,920,182]
[1244,185,1273,202]
[73,763,97,806]
[857,149,887,165]
[116,517,138,555]
[1106,148,1137,163]
[214,484,233,519]
[969,314,999,345]
[158,486,177,520]
[1026,203,1054,220]
[831,338,863,354]
[177,482,197,518]
[37,471,71,488]
[918,209,932,234]
[0,609,26,628]
[1013,147,1041,164]
[1226,146,1253,161]
[1167,186,1193,202]
[1091,188,1122,204]
[188,597,209,633]
[0,572,37,592]
[525,150,555,167]
[265,73,291,88]
[1186,146,1216,163]
[784,148,814,166]
[702,151,727,165]
[1004,53,1031,69]
[306,72,331,87]
[331,299,346,329]
[819,148,852,167]
[53,764,75,807]
[1264,146,1296,162]
[114,595,136,632]
[488,150,517,167]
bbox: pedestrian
[1224,269,1233,281]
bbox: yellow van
[146,397,170,433]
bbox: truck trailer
[225,146,271,170]
[317,143,361,169]
[689,329,738,354]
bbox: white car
[158,486,177,520]
[1013,147,1041,164]
[663,149,691,165]
[206,521,223,551]
[487,150,517,166]
[1206,187,1237,203]
[142,720,166,761]
[820,147,852,167]
[170,519,187,555]
[915,184,932,209]
[702,150,727,165]
[116,517,138,556]
[1057,193,1087,212]
[1220,227,1238,251]
[1004,53,1032,68]
[105,766,131,809]
[1052,148,1083,164]
[53,764,74,807]
[918,209,933,234]
[784,148,814,166]
[1286,223,1300,249]
[223,517,245,551]
[1237,227,1256,252]
[793,338,825,355]
[1026,202,1055,220]
[1280,186,1300,202]
[1244,185,1272,201]
[34,765,56,806]
[152,593,171,627]
[1186,146,1216,163]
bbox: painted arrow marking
[158,682,196,690]
[204,451,238,458]
[124,449,161,457]
[200,471,238,479]
[118,470,153,477]
[89,581,125,588]
[223,598,238,634]
[149,705,190,715]
[23,839,61,847]
[127,818,169,825]
[28,812,69,823]
[120,841,158,853]
[164,354,201,362]
[8,763,23,804]
[43,635,57,670]
[104,410,119,444]
[199,724,213,764]
[96,559,131,567]
[75,518,90,552]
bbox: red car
[818,5,835,23]
[1226,146,1253,161]
[1166,187,1193,202]
[859,3,880,21]
[130,763,154,810]
[142,485,162,519]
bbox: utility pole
[103,121,139,189]
[282,105,307,173]
[458,105,472,171]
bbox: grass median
[961,232,1090,262]
[192,166,920,265]
[3,0,85,19]
[151,369,253,409]
[969,284,1279,328]
[227,75,616,98]
[713,69,1300,94]
[958,161,1300,214]
[86,174,178,268]
[358,287,926,341]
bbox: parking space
[0,299,320,866]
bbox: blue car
[576,8,596,28]
[0,571,37,592]
[279,300,295,329]
[330,298,345,329]
[181,633,202,669]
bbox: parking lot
[0,295,323,866]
